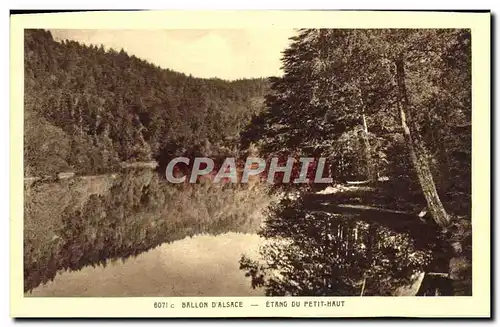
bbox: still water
[27,233,264,297]
[24,170,437,296]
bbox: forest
[24,29,268,176]
[239,29,472,295]
[24,28,472,296]
[242,29,471,216]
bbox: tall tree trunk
[394,58,451,228]
[360,277,367,296]
[361,111,377,182]
[358,86,377,183]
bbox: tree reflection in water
[240,197,434,296]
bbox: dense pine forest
[23,29,273,293]
[24,28,473,296]
[24,29,268,176]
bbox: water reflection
[25,169,445,297]
[24,169,271,292]
[27,233,263,297]
[239,197,441,296]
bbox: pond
[27,232,264,297]
[24,170,444,296]
[24,169,272,293]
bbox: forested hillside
[24,29,268,176]
[23,28,474,297]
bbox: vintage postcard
[10,10,491,318]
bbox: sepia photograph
[10,10,491,318]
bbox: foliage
[239,28,472,295]
[24,29,268,176]
[242,29,471,216]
